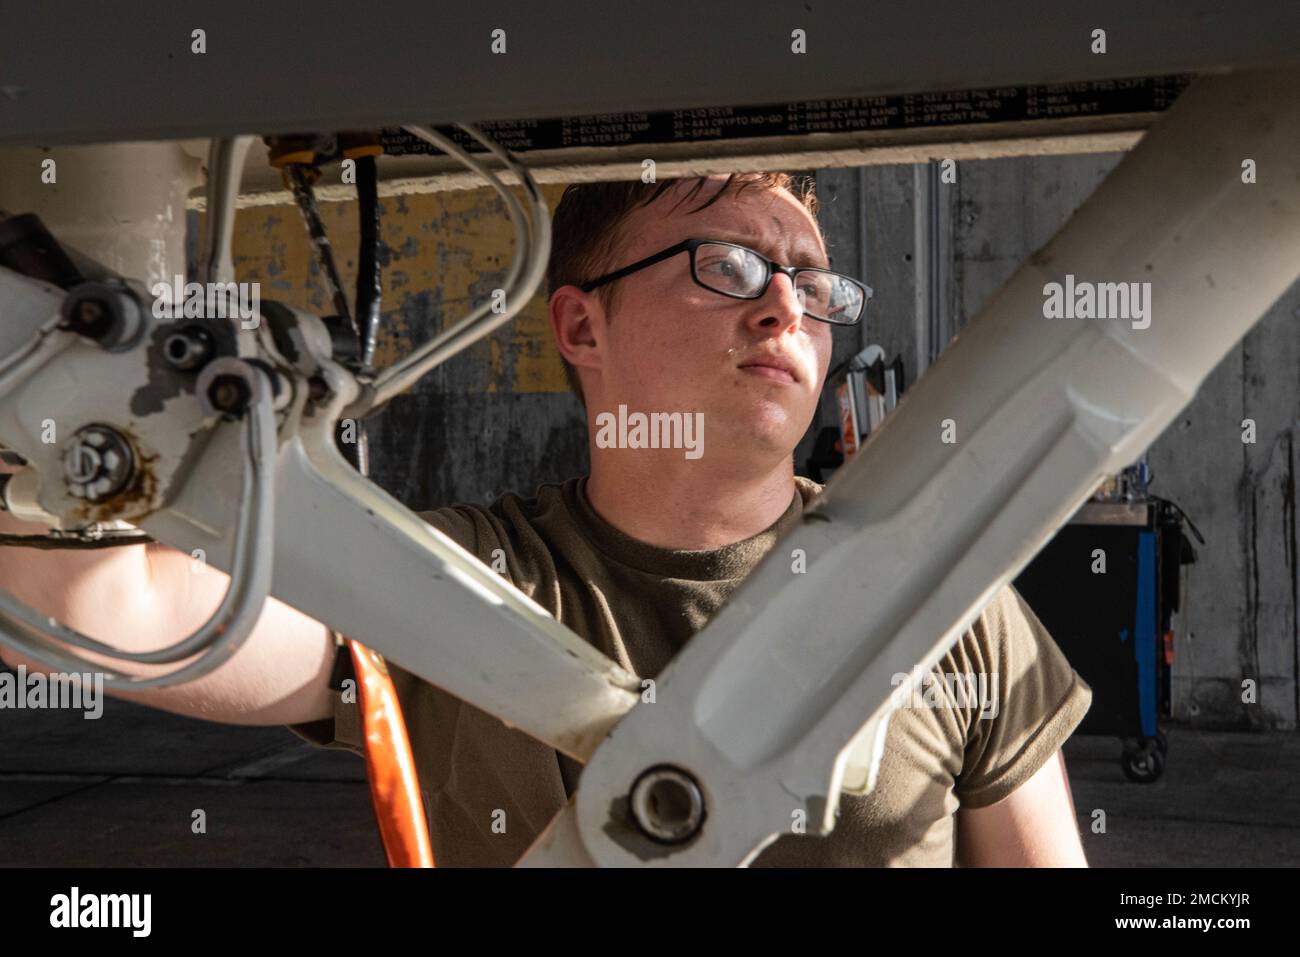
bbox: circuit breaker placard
[379,75,1190,156]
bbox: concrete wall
[210,154,1299,731]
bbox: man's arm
[0,498,337,727]
[955,750,1088,866]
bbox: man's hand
[955,750,1088,866]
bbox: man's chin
[712,401,810,455]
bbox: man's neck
[584,453,797,551]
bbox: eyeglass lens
[693,242,862,323]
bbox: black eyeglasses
[579,238,871,325]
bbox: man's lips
[740,364,796,384]
[738,356,800,384]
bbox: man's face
[589,179,835,466]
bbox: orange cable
[348,638,435,867]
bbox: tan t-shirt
[291,475,1091,867]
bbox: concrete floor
[0,696,1296,866]
[1064,728,1300,867]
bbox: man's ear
[548,285,604,375]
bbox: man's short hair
[547,172,820,405]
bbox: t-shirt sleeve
[953,583,1092,809]
[284,506,488,753]
[286,671,366,755]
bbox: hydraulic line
[350,123,549,417]
[283,163,355,334]
[354,153,382,371]
[347,149,382,474]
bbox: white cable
[353,123,550,414]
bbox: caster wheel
[1122,740,1165,783]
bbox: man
[0,172,1090,867]
[293,172,1093,866]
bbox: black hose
[281,152,387,475]
[0,532,154,549]
[355,155,382,372]
[284,164,355,335]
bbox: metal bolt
[164,326,214,371]
[207,374,251,418]
[60,282,145,351]
[69,298,112,340]
[62,426,134,502]
[628,765,705,844]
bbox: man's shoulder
[415,477,580,539]
[945,583,1058,674]
[973,583,1058,655]
[412,478,584,596]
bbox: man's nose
[745,272,805,334]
